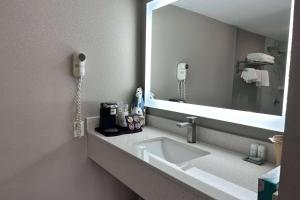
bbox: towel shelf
[236,59,273,74]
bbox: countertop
[87,118,275,200]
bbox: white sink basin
[136,137,210,165]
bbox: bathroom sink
[136,137,209,165]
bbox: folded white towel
[248,58,275,64]
[256,70,270,87]
[241,68,270,87]
[248,53,274,60]
[241,68,258,83]
[247,53,275,64]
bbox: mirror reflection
[151,0,292,116]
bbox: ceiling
[173,0,292,41]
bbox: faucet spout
[176,122,192,128]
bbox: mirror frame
[144,0,295,132]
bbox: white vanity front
[87,117,274,200]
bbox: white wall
[0,0,141,199]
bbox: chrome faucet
[176,116,197,143]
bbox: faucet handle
[186,116,197,123]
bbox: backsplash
[148,108,280,141]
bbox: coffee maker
[99,103,119,134]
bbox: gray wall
[0,0,141,199]
[232,29,266,112]
[279,0,300,198]
[151,5,236,108]
[258,38,287,115]
[235,29,266,62]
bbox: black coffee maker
[99,103,119,134]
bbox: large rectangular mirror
[145,0,294,132]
